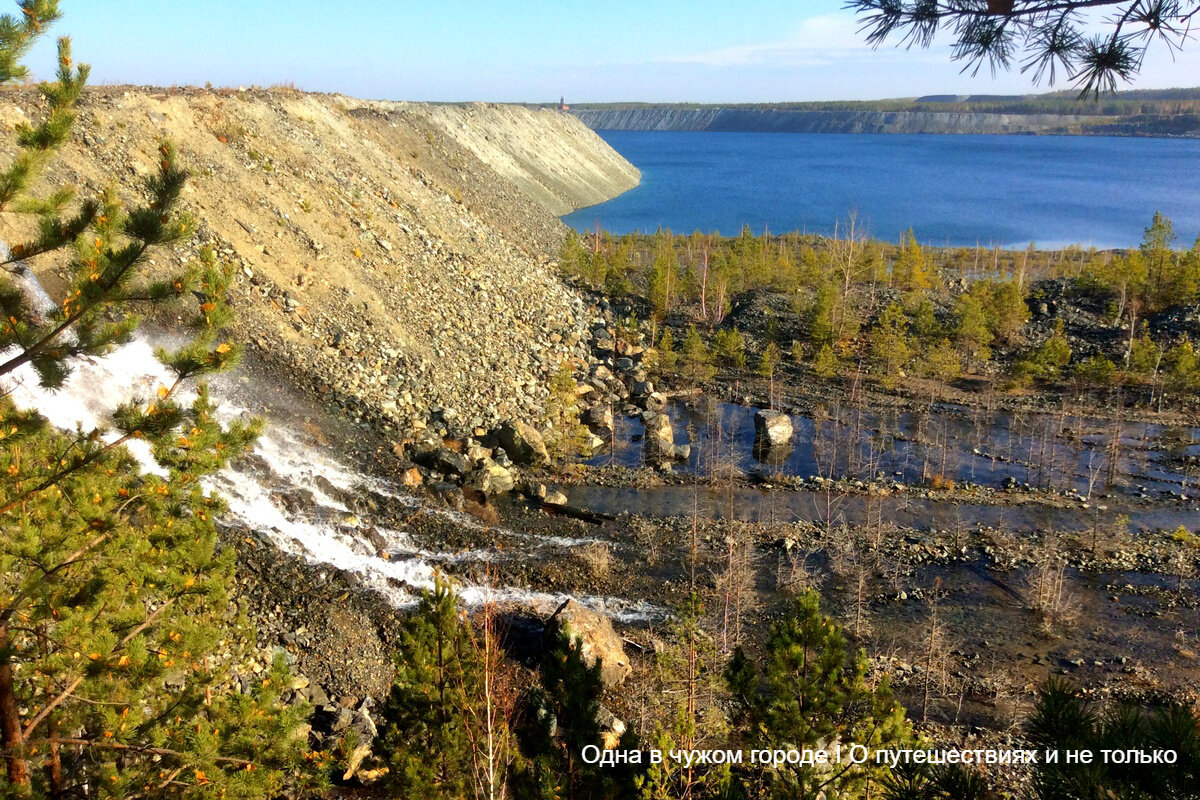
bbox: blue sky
[23,1,1200,102]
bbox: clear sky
[22,1,1200,103]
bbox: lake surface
[563,131,1200,249]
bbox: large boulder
[432,448,472,477]
[545,599,632,688]
[643,412,687,461]
[754,409,793,449]
[496,421,550,466]
[465,461,515,495]
[586,403,614,432]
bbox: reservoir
[563,131,1200,249]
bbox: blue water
[563,131,1200,249]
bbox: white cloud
[660,12,941,68]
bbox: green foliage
[921,338,961,383]
[952,293,992,369]
[1128,326,1163,378]
[811,343,838,379]
[713,327,748,373]
[909,297,941,344]
[725,591,913,799]
[649,239,681,318]
[511,627,637,800]
[0,15,87,213]
[870,302,910,387]
[807,282,836,348]
[636,593,732,800]
[564,216,1199,403]
[756,341,781,382]
[880,761,991,800]
[604,241,634,296]
[560,232,591,283]
[1170,525,1199,547]
[985,280,1030,344]
[1012,322,1072,386]
[1026,678,1200,800]
[1142,210,1178,308]
[846,0,1195,95]
[378,578,502,800]
[656,327,679,374]
[1074,213,1198,314]
[544,364,592,459]
[1,143,200,389]
[681,325,716,383]
[1166,340,1199,395]
[1073,355,1119,390]
[0,9,317,795]
[892,231,935,292]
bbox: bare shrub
[631,517,661,567]
[576,541,612,582]
[1025,553,1079,633]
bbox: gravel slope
[0,86,639,433]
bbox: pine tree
[910,297,942,345]
[636,593,731,800]
[871,302,910,387]
[893,231,935,292]
[681,325,716,384]
[1166,341,1198,396]
[847,0,1199,95]
[757,341,782,406]
[0,7,315,795]
[756,341,781,380]
[987,280,1030,344]
[649,240,680,319]
[922,338,961,384]
[544,363,591,459]
[1142,210,1177,307]
[1013,322,1072,386]
[511,627,636,800]
[1026,678,1200,800]
[1073,355,1119,391]
[605,241,634,296]
[725,592,913,800]
[1127,326,1162,380]
[713,327,747,374]
[807,282,837,348]
[378,578,507,799]
[656,326,679,375]
[811,343,838,380]
[953,293,993,370]
[560,232,590,282]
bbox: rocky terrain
[4,84,1196,788]
[0,85,639,434]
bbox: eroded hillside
[0,86,640,432]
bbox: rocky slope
[0,86,639,433]
[572,106,1200,136]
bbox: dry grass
[575,542,612,582]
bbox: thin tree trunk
[0,627,30,790]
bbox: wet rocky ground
[198,306,1199,785]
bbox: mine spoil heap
[0,86,639,433]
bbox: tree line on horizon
[564,87,1200,118]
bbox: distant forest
[558,87,1200,117]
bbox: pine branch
[21,596,177,739]
[41,738,252,767]
[846,0,1200,93]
